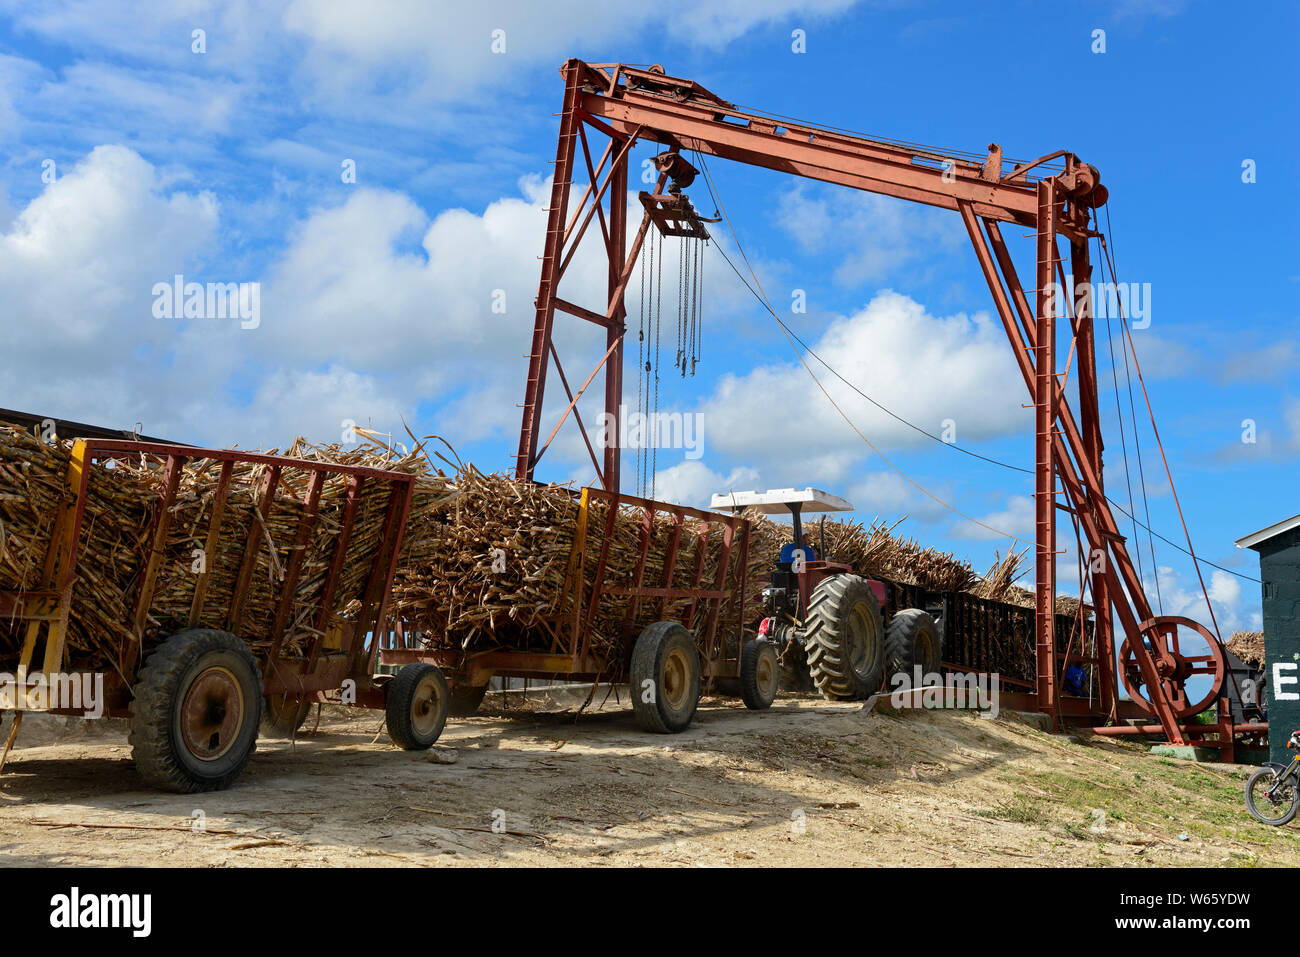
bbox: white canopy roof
[709,487,854,515]
[1235,513,1300,550]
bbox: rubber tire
[885,608,942,688]
[447,683,488,717]
[1245,766,1300,825]
[629,621,701,734]
[128,628,263,794]
[740,639,779,710]
[262,694,314,735]
[803,574,884,700]
[385,663,450,750]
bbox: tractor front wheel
[803,575,884,700]
[630,621,701,733]
[740,639,779,710]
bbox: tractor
[712,488,943,706]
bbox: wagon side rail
[561,487,751,678]
[0,438,416,714]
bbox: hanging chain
[697,239,705,368]
[637,234,648,497]
[631,225,708,496]
[689,236,700,375]
[681,234,691,374]
[652,229,662,499]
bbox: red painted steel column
[517,59,582,481]
[1072,236,1115,717]
[1034,179,1059,725]
[604,139,628,492]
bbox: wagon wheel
[385,664,450,750]
[129,629,263,793]
[630,621,701,733]
[1119,616,1226,719]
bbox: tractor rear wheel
[803,575,884,700]
[385,664,450,750]
[885,609,942,688]
[630,621,701,733]
[740,639,779,710]
[129,629,263,793]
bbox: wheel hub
[410,676,444,736]
[179,666,244,761]
[846,602,871,671]
[663,648,690,711]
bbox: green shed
[1236,514,1300,764]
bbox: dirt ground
[0,690,1296,867]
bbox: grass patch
[976,796,1046,825]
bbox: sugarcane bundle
[991,581,1092,619]
[128,434,456,658]
[392,467,748,659]
[0,425,456,672]
[970,548,1028,602]
[392,465,589,652]
[1227,630,1265,669]
[0,425,152,669]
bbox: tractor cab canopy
[710,488,854,559]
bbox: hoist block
[638,191,714,239]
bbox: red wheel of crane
[1118,616,1226,719]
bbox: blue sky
[1,0,1295,640]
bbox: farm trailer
[0,437,448,791]
[381,486,759,733]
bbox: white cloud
[953,494,1034,542]
[5,0,862,107]
[1141,564,1248,636]
[845,471,926,519]
[698,290,1029,467]
[0,144,218,357]
[283,0,861,101]
[0,145,642,456]
[649,461,761,509]
[776,183,964,287]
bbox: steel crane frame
[516,58,1222,743]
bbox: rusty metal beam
[124,453,185,675]
[517,59,583,482]
[266,468,325,663]
[959,202,1185,744]
[1034,180,1059,727]
[604,141,628,492]
[189,458,233,627]
[226,463,280,635]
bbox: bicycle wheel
[1245,766,1300,825]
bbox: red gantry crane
[516,59,1241,751]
